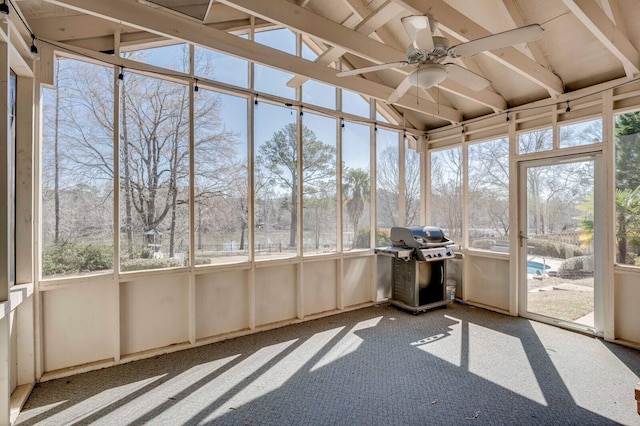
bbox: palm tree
[343,168,370,249]
[576,187,640,263]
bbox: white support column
[188,44,196,345]
[0,32,11,426]
[601,89,615,340]
[398,131,406,226]
[508,112,518,316]
[112,32,122,363]
[296,106,304,319]
[15,75,35,387]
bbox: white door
[518,153,603,333]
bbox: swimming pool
[527,260,551,275]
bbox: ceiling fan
[337,15,544,104]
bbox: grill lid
[390,226,450,248]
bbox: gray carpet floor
[16,303,640,425]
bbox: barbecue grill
[375,226,455,313]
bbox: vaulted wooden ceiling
[17,0,640,131]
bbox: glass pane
[254,64,296,100]
[254,28,296,54]
[194,90,248,265]
[559,118,603,148]
[430,147,462,243]
[254,103,298,260]
[404,138,421,226]
[342,89,370,118]
[376,129,399,246]
[468,137,510,251]
[41,58,114,278]
[194,45,249,88]
[614,111,640,266]
[120,74,190,271]
[302,79,336,110]
[342,121,371,250]
[125,43,189,73]
[525,159,594,326]
[302,113,337,255]
[518,128,552,154]
[302,42,317,60]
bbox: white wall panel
[42,282,114,371]
[464,256,510,311]
[343,257,372,307]
[196,270,249,340]
[254,264,296,326]
[614,272,640,345]
[302,260,337,316]
[120,275,189,356]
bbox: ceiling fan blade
[386,72,415,104]
[401,15,434,51]
[336,61,408,77]
[448,24,543,58]
[444,64,491,91]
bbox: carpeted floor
[16,303,640,425]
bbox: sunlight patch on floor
[310,316,382,372]
[93,355,240,425]
[468,323,547,405]
[203,327,344,422]
[34,375,167,426]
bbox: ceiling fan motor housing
[406,36,450,64]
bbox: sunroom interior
[2,0,640,423]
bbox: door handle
[519,231,528,248]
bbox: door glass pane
[525,159,594,326]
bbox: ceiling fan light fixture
[411,64,447,89]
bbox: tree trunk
[120,81,134,256]
[289,184,297,248]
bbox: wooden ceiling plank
[391,0,564,96]
[43,0,462,123]
[562,0,639,78]
[500,0,552,70]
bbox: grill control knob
[437,253,442,257]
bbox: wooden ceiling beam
[562,0,639,78]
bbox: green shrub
[557,255,594,278]
[42,242,113,276]
[357,226,391,248]
[194,257,213,266]
[527,238,583,259]
[471,239,496,250]
[120,257,183,272]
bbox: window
[342,89,370,118]
[254,29,296,100]
[342,121,371,250]
[518,128,552,154]
[559,118,603,148]
[194,89,249,265]
[125,43,189,73]
[41,58,114,278]
[119,73,190,271]
[468,137,510,251]
[254,103,298,259]
[614,111,640,266]
[430,147,462,242]
[302,79,336,110]
[376,129,399,246]
[194,43,249,88]
[302,113,337,255]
